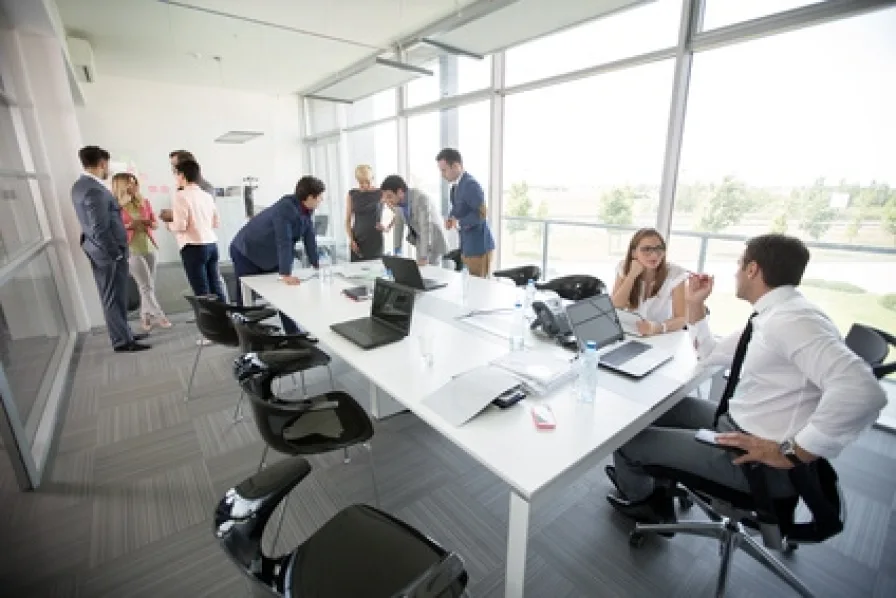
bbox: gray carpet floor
[0,315,894,597]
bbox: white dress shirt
[690,285,886,459]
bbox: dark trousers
[229,246,301,335]
[180,243,225,302]
[89,255,133,348]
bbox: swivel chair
[214,456,469,598]
[845,323,896,379]
[493,265,542,287]
[535,274,606,301]
[627,460,845,598]
[183,295,277,402]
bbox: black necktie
[714,312,757,426]
[450,184,456,204]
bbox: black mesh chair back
[845,323,896,379]
[232,313,317,353]
[444,249,463,272]
[214,456,468,598]
[535,274,606,301]
[185,295,241,347]
[493,265,542,287]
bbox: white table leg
[242,280,255,307]
[369,379,380,418]
[505,491,530,598]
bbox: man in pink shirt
[160,159,225,301]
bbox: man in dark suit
[71,146,149,352]
[436,148,495,277]
[229,175,326,334]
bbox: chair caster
[678,496,693,511]
[629,531,647,548]
[782,541,798,554]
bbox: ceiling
[53,0,482,94]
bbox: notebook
[491,351,575,395]
[422,366,523,426]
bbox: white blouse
[615,261,688,322]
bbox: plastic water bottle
[461,265,471,303]
[524,279,536,312]
[577,341,599,403]
[510,301,526,352]
[319,253,332,283]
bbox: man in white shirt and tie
[606,233,887,524]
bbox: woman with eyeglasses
[611,228,687,336]
[111,173,172,331]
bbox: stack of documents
[491,350,575,395]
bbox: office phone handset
[530,299,578,350]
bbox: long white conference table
[241,263,720,598]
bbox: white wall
[77,76,304,264]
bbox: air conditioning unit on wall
[66,37,96,83]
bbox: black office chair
[230,314,334,421]
[845,323,896,379]
[535,274,606,301]
[183,295,277,402]
[627,462,845,598]
[493,265,542,287]
[214,456,469,598]
[444,249,463,272]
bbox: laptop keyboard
[601,341,651,367]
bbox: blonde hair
[111,172,144,208]
[354,164,373,186]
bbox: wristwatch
[779,439,803,467]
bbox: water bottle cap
[515,301,522,307]
[586,341,598,349]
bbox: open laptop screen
[372,279,414,334]
[565,295,624,350]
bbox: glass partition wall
[0,44,78,489]
[305,0,896,429]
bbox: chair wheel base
[629,531,647,548]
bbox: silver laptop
[566,295,672,378]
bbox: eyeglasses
[638,245,666,255]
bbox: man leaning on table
[229,175,326,334]
[436,148,495,277]
[380,174,447,267]
[605,233,886,525]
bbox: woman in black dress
[345,164,384,262]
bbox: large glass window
[347,120,398,185]
[306,97,341,134]
[0,249,69,441]
[669,7,896,422]
[505,0,681,87]
[346,89,396,128]
[0,175,44,265]
[406,56,493,108]
[501,60,676,280]
[701,0,825,31]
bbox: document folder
[422,366,522,426]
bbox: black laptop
[330,278,415,349]
[382,255,447,291]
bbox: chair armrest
[873,362,896,379]
[392,553,467,598]
[241,307,279,323]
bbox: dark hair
[79,145,110,168]
[174,159,202,183]
[169,150,195,163]
[294,176,326,202]
[743,234,810,288]
[380,174,408,194]
[435,148,463,166]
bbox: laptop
[382,255,447,291]
[566,295,672,378]
[330,278,415,349]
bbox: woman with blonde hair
[345,164,384,262]
[111,173,171,331]
[611,228,687,336]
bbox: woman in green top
[112,173,171,331]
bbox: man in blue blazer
[436,148,495,277]
[71,146,149,352]
[229,176,325,334]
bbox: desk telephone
[530,299,578,350]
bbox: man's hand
[686,273,714,305]
[281,275,302,286]
[445,218,457,230]
[715,432,793,469]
